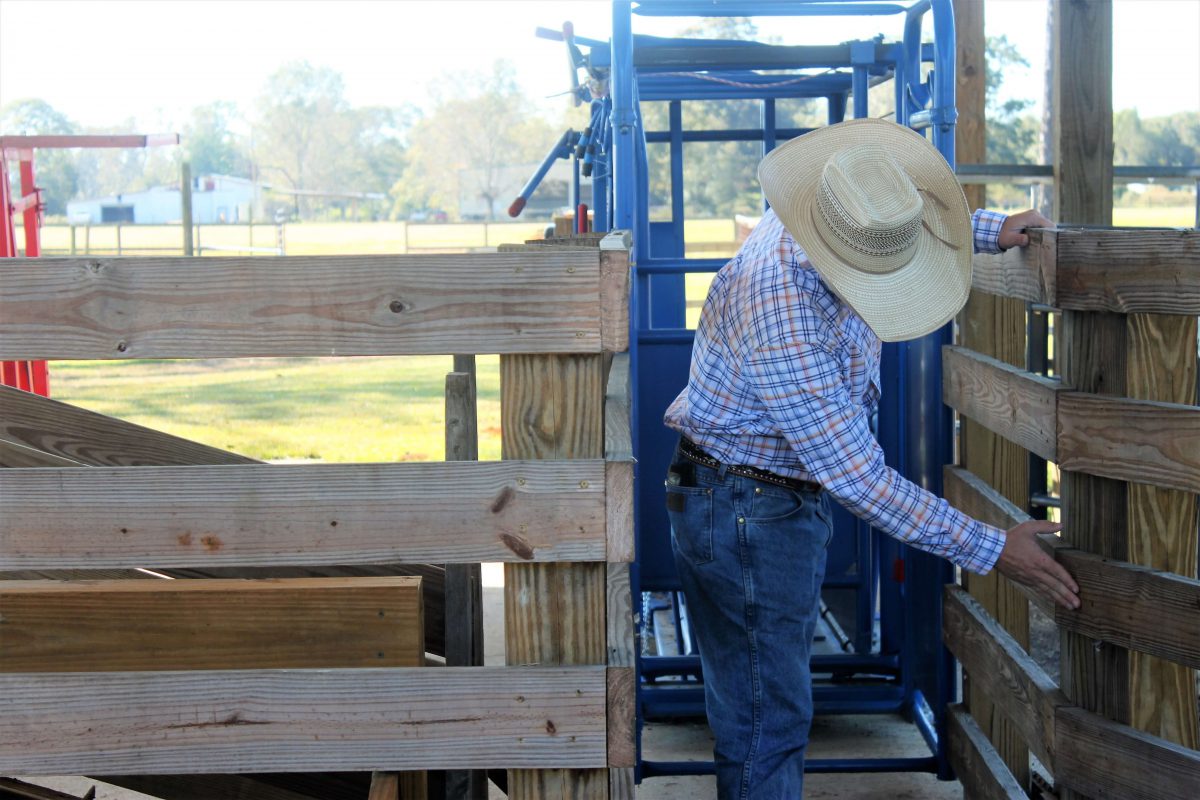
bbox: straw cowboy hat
[758,118,972,342]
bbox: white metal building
[66,175,261,224]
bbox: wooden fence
[0,231,635,800]
[941,226,1200,799]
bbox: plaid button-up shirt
[664,207,1008,574]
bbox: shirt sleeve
[972,208,1006,254]
[745,340,1005,574]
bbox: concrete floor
[486,568,963,799]
[636,716,961,799]
[20,569,961,799]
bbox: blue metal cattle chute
[522,0,963,785]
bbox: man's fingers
[1037,559,1081,609]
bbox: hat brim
[758,119,972,342]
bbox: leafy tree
[183,102,250,178]
[1115,109,1199,166]
[393,61,555,220]
[0,98,79,215]
[348,104,413,207]
[985,35,1039,166]
[254,61,356,218]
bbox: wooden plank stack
[0,232,635,800]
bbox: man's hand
[996,520,1080,610]
[998,209,1054,250]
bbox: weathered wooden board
[0,460,609,569]
[946,465,1200,671]
[945,705,1027,800]
[0,251,609,359]
[1057,391,1200,494]
[970,228,1200,316]
[605,461,634,564]
[1055,228,1200,315]
[944,466,1028,533]
[942,345,1059,461]
[942,586,1066,770]
[604,353,632,464]
[0,577,423,672]
[607,768,635,800]
[0,777,98,800]
[368,772,400,800]
[1057,549,1200,672]
[606,667,636,769]
[0,666,607,774]
[0,437,85,467]
[970,229,1057,306]
[1125,311,1199,748]
[0,384,255,466]
[1055,705,1200,800]
[598,232,631,354]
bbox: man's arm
[745,340,1079,608]
[747,340,1005,572]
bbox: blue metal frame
[564,0,962,783]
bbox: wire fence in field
[16,219,744,258]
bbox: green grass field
[50,355,504,463]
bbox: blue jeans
[665,444,833,799]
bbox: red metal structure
[0,134,178,395]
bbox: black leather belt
[678,437,821,494]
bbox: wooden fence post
[181,161,194,256]
[1054,4,1121,798]
[501,351,608,799]
[444,356,487,800]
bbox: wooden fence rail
[969,227,1200,315]
[943,346,1200,492]
[944,225,1200,799]
[0,232,635,799]
[0,460,620,569]
[0,250,629,359]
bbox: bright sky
[1,0,1197,133]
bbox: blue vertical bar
[761,98,777,155]
[592,102,610,231]
[612,1,636,238]
[892,46,909,127]
[851,66,868,120]
[929,0,956,163]
[761,98,776,213]
[828,93,847,124]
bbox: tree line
[1,60,564,222]
[2,35,1195,222]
